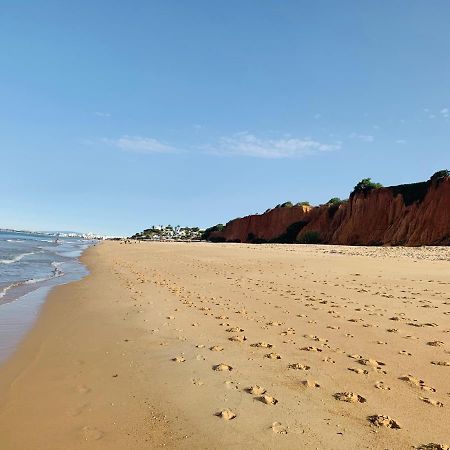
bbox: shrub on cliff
[351,178,383,196]
[295,201,310,207]
[202,224,225,240]
[326,197,345,218]
[274,201,294,208]
[326,197,343,205]
[430,169,449,181]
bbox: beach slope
[0,241,449,449]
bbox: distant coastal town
[130,225,204,241]
[0,229,110,240]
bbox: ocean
[0,230,95,362]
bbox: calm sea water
[0,230,95,362]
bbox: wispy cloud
[395,139,406,144]
[206,132,341,159]
[95,111,111,117]
[105,135,178,154]
[441,107,449,118]
[349,132,375,143]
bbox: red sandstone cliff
[213,205,311,242]
[210,177,450,246]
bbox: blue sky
[1,1,449,236]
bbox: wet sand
[0,241,449,449]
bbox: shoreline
[0,241,449,449]
[0,243,182,449]
[0,234,93,363]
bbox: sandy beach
[0,241,449,449]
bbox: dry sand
[0,241,449,449]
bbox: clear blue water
[0,230,95,362]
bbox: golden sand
[0,241,449,449]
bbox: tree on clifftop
[326,197,343,205]
[352,178,383,195]
[430,169,449,181]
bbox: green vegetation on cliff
[351,178,383,196]
[430,169,449,181]
[201,224,225,241]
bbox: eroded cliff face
[210,177,450,246]
[212,205,311,242]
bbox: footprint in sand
[301,379,320,388]
[77,385,91,395]
[215,409,237,420]
[265,352,282,360]
[399,375,436,392]
[348,367,369,375]
[427,341,444,347]
[367,415,401,429]
[225,380,240,390]
[419,397,444,407]
[245,385,266,395]
[271,422,288,434]
[81,425,105,441]
[68,403,90,417]
[227,327,244,332]
[172,356,186,363]
[192,378,204,386]
[300,346,322,352]
[213,363,233,372]
[356,358,386,372]
[267,321,282,326]
[229,335,247,343]
[322,356,335,364]
[431,361,450,366]
[251,342,273,348]
[374,381,391,390]
[417,444,450,450]
[333,392,367,403]
[288,363,310,370]
[259,395,278,405]
[210,346,224,352]
[280,328,295,336]
[304,334,328,343]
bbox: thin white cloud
[95,111,111,117]
[349,132,375,143]
[441,108,449,118]
[106,135,178,154]
[395,139,406,144]
[313,113,321,120]
[207,132,341,159]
